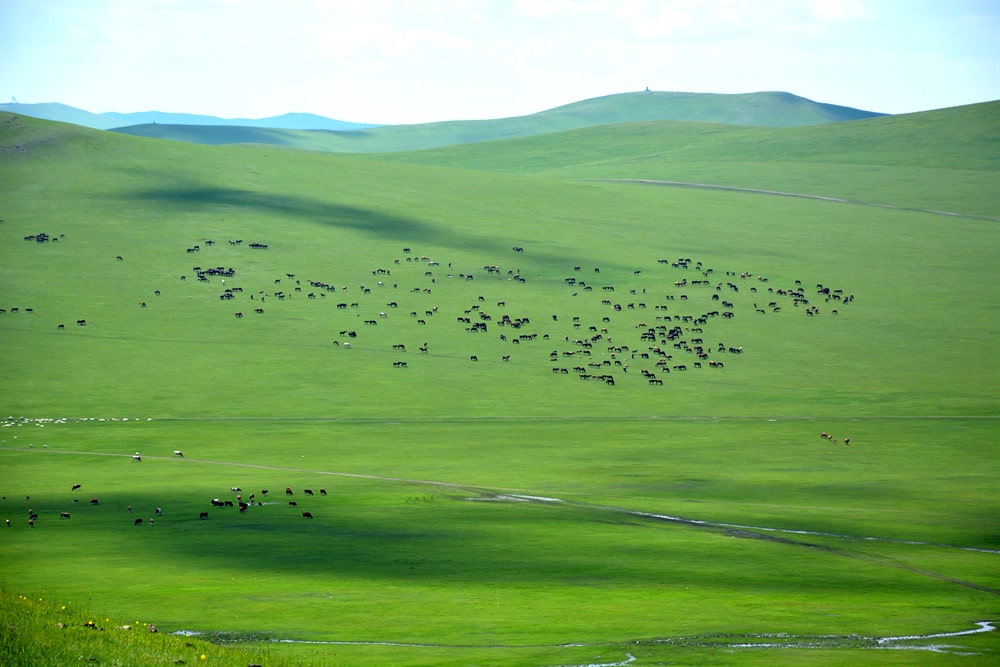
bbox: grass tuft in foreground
[0,588,293,667]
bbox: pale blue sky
[2,0,997,124]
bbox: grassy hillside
[385,100,1000,217]
[111,90,884,153]
[1,112,998,665]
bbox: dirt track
[593,179,1000,222]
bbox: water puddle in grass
[171,621,995,657]
[476,492,1000,556]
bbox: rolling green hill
[110,90,885,152]
[384,100,1000,217]
[1,108,998,666]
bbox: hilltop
[104,90,883,152]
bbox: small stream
[173,620,995,657]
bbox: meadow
[1,103,998,665]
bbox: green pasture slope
[1,108,998,666]
[387,100,1000,219]
[111,90,883,153]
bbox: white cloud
[812,0,869,22]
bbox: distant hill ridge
[0,101,378,131]
[1,91,885,154]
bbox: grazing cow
[90,498,99,505]
[288,501,298,507]
[285,486,293,495]
[134,518,143,525]
[173,450,183,457]
[304,489,314,496]
[211,499,224,507]
[320,489,327,496]
[470,355,478,361]
[72,484,81,491]
[60,512,71,519]
[131,454,141,462]
[199,512,209,519]
[235,312,243,318]
[261,489,269,495]
[302,512,313,519]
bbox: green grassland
[1,107,999,665]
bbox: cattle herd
[13,234,856,390]
[1,451,331,529]
[179,240,855,388]
[5,236,860,532]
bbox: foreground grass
[2,416,997,664]
[2,588,995,667]
[0,589,293,667]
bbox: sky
[1,0,997,124]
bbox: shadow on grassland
[38,487,949,595]
[112,179,629,275]
[121,183,435,238]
